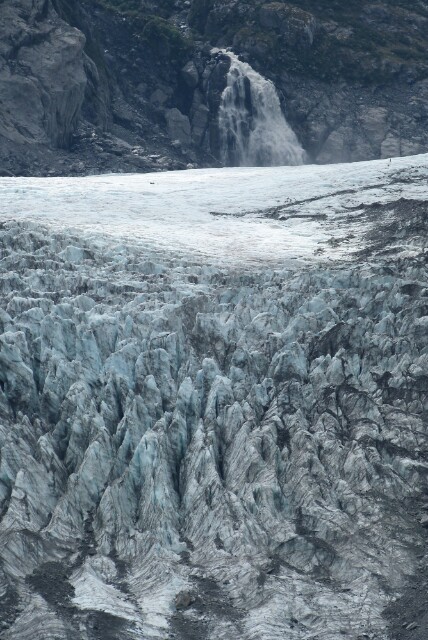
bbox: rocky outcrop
[0,0,428,174]
[188,0,428,164]
[0,0,87,148]
[166,108,191,145]
[0,0,203,176]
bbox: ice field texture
[0,155,427,639]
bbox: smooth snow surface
[1,154,427,266]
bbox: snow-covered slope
[0,156,427,640]
[1,154,427,265]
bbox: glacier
[0,155,427,640]
[1,154,427,265]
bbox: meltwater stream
[218,52,306,167]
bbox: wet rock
[190,97,210,146]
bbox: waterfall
[218,52,306,167]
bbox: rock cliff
[0,0,428,175]
[196,0,428,163]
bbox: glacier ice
[0,157,427,639]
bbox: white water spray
[218,52,306,167]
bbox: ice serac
[218,52,306,167]
[0,159,427,640]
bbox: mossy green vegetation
[142,16,192,63]
[95,0,142,17]
[188,0,428,84]
[91,0,192,68]
[292,0,428,80]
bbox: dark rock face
[192,0,428,164]
[0,0,204,176]
[0,0,87,149]
[0,0,428,174]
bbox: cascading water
[218,52,306,167]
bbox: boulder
[181,60,199,89]
[316,127,351,164]
[259,3,317,48]
[150,88,170,106]
[174,590,195,609]
[419,515,428,528]
[358,107,388,147]
[190,92,210,146]
[165,108,191,145]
